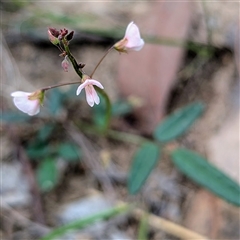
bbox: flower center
[81,74,90,83]
[28,90,44,103]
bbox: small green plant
[27,124,81,192]
[128,102,240,206]
[2,21,239,240]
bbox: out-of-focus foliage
[40,204,131,240]
[128,142,160,194]
[1,111,31,123]
[27,124,81,191]
[128,102,240,207]
[171,148,240,206]
[36,157,58,192]
[137,214,149,240]
[93,97,134,130]
[153,102,205,142]
[1,0,31,12]
[57,142,81,162]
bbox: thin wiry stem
[41,81,80,92]
[90,46,114,78]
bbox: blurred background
[1,1,239,240]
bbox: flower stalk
[11,22,144,119]
[41,81,82,92]
[90,46,114,78]
[62,39,83,79]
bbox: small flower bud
[62,56,70,72]
[48,28,60,37]
[66,31,74,41]
[60,28,68,37]
[59,51,67,57]
[78,62,86,69]
[48,28,60,45]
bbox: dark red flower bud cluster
[48,27,74,41]
[66,31,74,41]
[59,28,68,40]
[48,28,60,38]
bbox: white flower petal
[13,97,40,115]
[85,86,95,107]
[11,91,41,115]
[27,100,40,116]
[125,22,141,41]
[128,39,145,51]
[76,77,103,107]
[88,79,104,89]
[125,21,134,37]
[124,22,144,51]
[11,91,31,97]
[13,96,29,114]
[76,84,85,95]
[92,87,100,105]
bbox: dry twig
[88,189,209,240]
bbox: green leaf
[92,95,106,129]
[40,204,131,240]
[128,142,161,194]
[153,102,205,142]
[57,142,81,162]
[93,88,112,132]
[37,123,55,142]
[171,148,240,206]
[0,111,30,123]
[36,158,58,192]
[47,88,65,115]
[26,142,55,159]
[111,100,133,116]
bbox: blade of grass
[137,213,149,240]
[40,204,130,240]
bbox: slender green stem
[46,38,113,132]
[41,81,80,92]
[90,46,114,78]
[95,87,112,132]
[56,43,64,53]
[62,39,83,79]
[40,40,83,92]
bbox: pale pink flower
[11,90,43,116]
[114,21,144,52]
[76,78,104,107]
